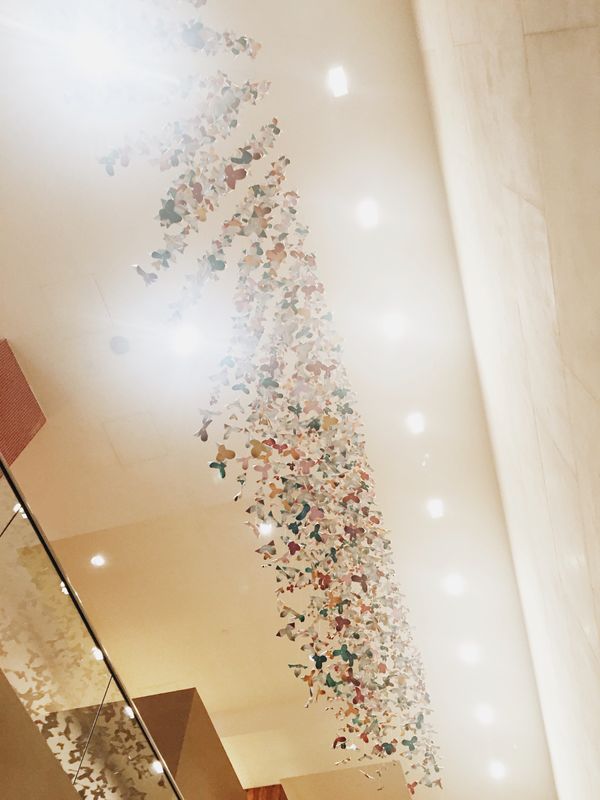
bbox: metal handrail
[0,455,185,800]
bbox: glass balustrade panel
[0,471,179,799]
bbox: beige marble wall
[411,2,600,798]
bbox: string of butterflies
[103,1,442,792]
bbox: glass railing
[0,457,185,799]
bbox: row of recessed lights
[401,411,508,781]
[403,414,446,520]
[403,422,483,674]
[327,94,496,768]
[327,66,381,231]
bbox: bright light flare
[442,573,466,596]
[170,323,203,357]
[489,760,507,781]
[91,647,104,662]
[12,502,27,519]
[458,641,482,665]
[405,412,426,435]
[258,521,273,537]
[66,30,128,81]
[474,703,496,726]
[327,65,348,97]
[356,197,379,228]
[426,497,445,519]
[378,312,405,341]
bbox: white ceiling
[1,1,557,798]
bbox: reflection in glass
[0,471,179,799]
[76,681,175,798]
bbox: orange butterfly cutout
[216,444,235,461]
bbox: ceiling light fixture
[405,412,426,435]
[378,312,405,342]
[489,760,507,781]
[90,554,106,567]
[474,703,496,726]
[442,573,466,596]
[327,65,348,97]
[458,641,482,665]
[426,497,445,519]
[356,197,379,229]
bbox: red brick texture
[0,339,45,465]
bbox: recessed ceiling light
[489,760,507,781]
[474,703,496,726]
[442,573,466,596]
[426,498,445,519]
[91,647,104,661]
[405,412,426,435]
[258,521,273,537]
[327,65,348,97]
[356,197,379,228]
[90,554,106,567]
[170,323,203,357]
[378,312,405,341]
[458,641,482,665]
[151,760,164,775]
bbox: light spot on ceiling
[356,197,379,228]
[327,65,348,97]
